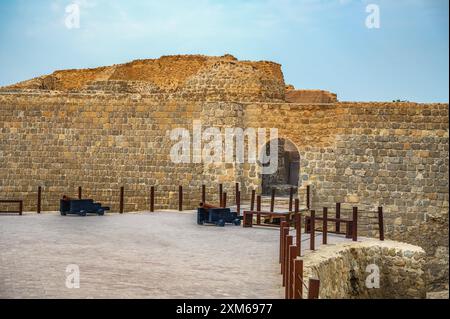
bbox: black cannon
[197,207,242,227]
[60,199,110,216]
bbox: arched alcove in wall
[261,138,300,196]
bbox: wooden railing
[2,184,385,244]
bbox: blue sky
[0,0,448,102]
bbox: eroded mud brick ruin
[0,54,448,292]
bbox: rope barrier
[297,273,309,291]
[301,233,322,243]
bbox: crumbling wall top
[1,54,286,102]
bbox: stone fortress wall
[0,54,448,291]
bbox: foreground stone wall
[301,240,426,299]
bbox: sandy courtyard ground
[0,211,286,299]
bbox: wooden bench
[0,200,23,215]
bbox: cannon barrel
[199,202,220,209]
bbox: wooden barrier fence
[1,183,385,243]
[280,219,320,299]
[277,203,385,299]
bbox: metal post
[78,186,82,199]
[235,183,239,203]
[270,188,276,213]
[308,279,320,299]
[378,206,385,241]
[293,259,304,299]
[352,207,358,242]
[310,210,315,251]
[19,200,23,216]
[336,202,341,233]
[37,186,41,214]
[119,186,124,214]
[150,186,155,212]
[178,186,183,211]
[250,189,255,211]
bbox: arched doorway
[261,138,300,196]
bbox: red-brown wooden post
[178,186,183,211]
[201,184,206,204]
[287,245,298,299]
[336,202,341,233]
[295,200,301,256]
[250,189,256,211]
[289,187,294,212]
[78,186,82,199]
[310,210,316,251]
[378,206,385,241]
[37,186,41,214]
[306,185,311,210]
[219,184,223,207]
[283,235,293,287]
[235,182,239,203]
[293,259,304,299]
[270,188,276,212]
[119,186,124,214]
[150,186,155,212]
[256,195,261,225]
[236,191,241,216]
[352,207,358,241]
[308,279,320,299]
[243,211,254,228]
[323,207,328,245]
[281,226,289,274]
[280,221,289,263]
[222,192,227,208]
